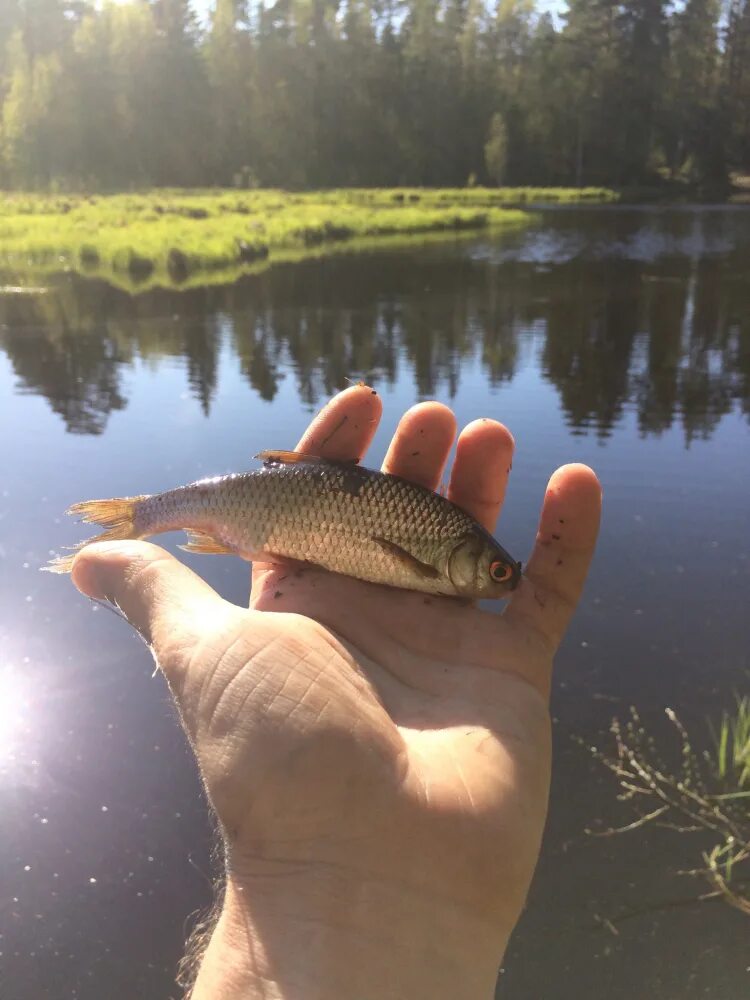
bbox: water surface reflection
[1,207,748,1000]
[2,208,749,444]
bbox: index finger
[504,464,601,649]
[295,383,383,462]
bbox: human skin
[69,384,601,999]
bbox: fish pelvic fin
[179,529,235,556]
[43,495,148,574]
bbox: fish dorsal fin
[371,536,441,580]
[255,450,358,467]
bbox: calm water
[1,207,749,999]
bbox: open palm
[71,384,601,998]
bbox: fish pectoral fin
[371,536,441,580]
[179,529,235,556]
[255,450,358,467]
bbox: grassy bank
[0,187,616,292]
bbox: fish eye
[489,560,513,583]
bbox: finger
[504,464,601,649]
[71,540,237,689]
[381,401,456,491]
[295,382,383,462]
[447,419,514,533]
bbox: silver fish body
[48,452,522,598]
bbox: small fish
[45,451,522,599]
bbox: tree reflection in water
[2,211,748,444]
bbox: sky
[537,0,566,19]
[188,0,567,26]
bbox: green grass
[0,187,617,292]
[585,702,750,921]
[713,695,750,791]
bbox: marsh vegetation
[586,700,750,920]
[0,187,614,290]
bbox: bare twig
[581,704,750,918]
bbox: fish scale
[46,453,522,598]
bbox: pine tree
[560,0,621,184]
[484,111,507,184]
[615,0,670,182]
[666,0,725,188]
[206,0,256,184]
[149,0,212,185]
[1,30,66,185]
[725,0,750,171]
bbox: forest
[0,0,749,192]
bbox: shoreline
[0,187,615,293]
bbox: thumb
[71,540,237,688]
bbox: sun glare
[0,663,30,758]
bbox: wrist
[190,863,508,1000]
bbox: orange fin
[43,553,79,574]
[255,450,358,467]
[372,536,440,580]
[255,449,319,465]
[179,529,235,556]
[42,495,147,574]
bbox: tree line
[1,0,749,191]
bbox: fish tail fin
[43,495,149,574]
[43,552,80,574]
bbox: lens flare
[0,663,30,758]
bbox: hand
[70,384,601,1000]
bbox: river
[1,205,748,998]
